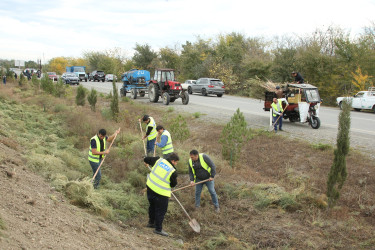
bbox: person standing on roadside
[14,73,17,80]
[2,75,6,85]
[144,153,179,237]
[139,115,157,156]
[155,125,174,159]
[189,150,220,213]
[88,128,120,189]
[271,97,288,132]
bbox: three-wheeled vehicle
[264,83,322,129]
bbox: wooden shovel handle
[172,179,210,193]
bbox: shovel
[172,179,210,193]
[171,192,201,233]
[146,165,200,233]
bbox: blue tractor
[120,69,150,99]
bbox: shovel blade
[189,218,200,233]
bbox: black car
[89,70,105,82]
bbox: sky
[0,0,374,63]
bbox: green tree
[110,81,119,121]
[54,78,66,98]
[87,88,98,111]
[326,99,351,207]
[18,72,27,86]
[40,74,54,94]
[168,115,190,141]
[132,43,158,71]
[219,108,250,167]
[76,85,86,106]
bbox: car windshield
[354,92,365,98]
[97,71,104,74]
[73,67,85,72]
[210,80,223,86]
[67,74,76,77]
[47,72,56,75]
[192,80,196,84]
[305,89,320,102]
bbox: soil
[0,142,180,249]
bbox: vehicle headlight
[314,105,319,110]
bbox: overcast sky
[0,0,374,63]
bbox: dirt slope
[0,142,180,249]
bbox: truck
[120,69,151,99]
[336,87,375,113]
[66,66,87,82]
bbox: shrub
[76,85,86,106]
[31,74,40,89]
[127,170,146,188]
[219,108,251,167]
[110,81,119,121]
[53,103,68,113]
[311,143,333,151]
[167,107,174,112]
[327,99,351,207]
[87,88,97,111]
[54,78,66,98]
[193,112,201,118]
[168,115,190,141]
[18,73,27,87]
[41,74,54,94]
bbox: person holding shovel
[144,153,179,237]
[155,125,174,159]
[189,150,220,213]
[88,128,120,189]
[139,115,157,156]
[271,97,288,132]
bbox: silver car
[191,78,225,97]
[61,73,80,85]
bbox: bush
[76,85,86,106]
[127,170,146,188]
[18,73,27,87]
[54,78,66,98]
[41,74,54,94]
[219,108,251,167]
[168,115,190,141]
[87,88,97,111]
[110,82,119,120]
[31,74,40,89]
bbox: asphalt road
[81,81,375,155]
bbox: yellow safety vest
[188,153,211,182]
[271,99,284,117]
[161,130,173,155]
[147,117,157,141]
[147,158,175,197]
[88,135,106,163]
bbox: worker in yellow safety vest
[88,128,120,188]
[144,153,179,237]
[155,125,174,159]
[189,150,220,213]
[139,115,157,156]
[271,97,288,132]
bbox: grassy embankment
[1,80,375,248]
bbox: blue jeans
[195,179,219,208]
[147,138,156,155]
[273,115,283,131]
[89,159,102,189]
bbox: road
[81,81,375,155]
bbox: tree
[219,108,251,167]
[326,99,351,207]
[351,66,372,92]
[87,88,97,112]
[110,81,119,121]
[132,43,158,71]
[48,57,69,75]
[76,85,86,106]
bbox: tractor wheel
[162,92,170,105]
[202,88,207,96]
[181,91,189,105]
[188,86,192,94]
[131,89,137,99]
[148,83,159,103]
[85,78,88,82]
[120,87,126,97]
[310,116,321,129]
[139,91,145,97]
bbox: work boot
[154,229,169,236]
[215,207,220,213]
[146,223,155,228]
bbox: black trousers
[147,187,169,232]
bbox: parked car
[336,87,375,112]
[61,72,80,85]
[181,79,196,94]
[47,72,58,81]
[191,78,225,97]
[89,70,105,82]
[105,74,117,82]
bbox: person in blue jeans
[188,150,220,212]
[139,115,157,156]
